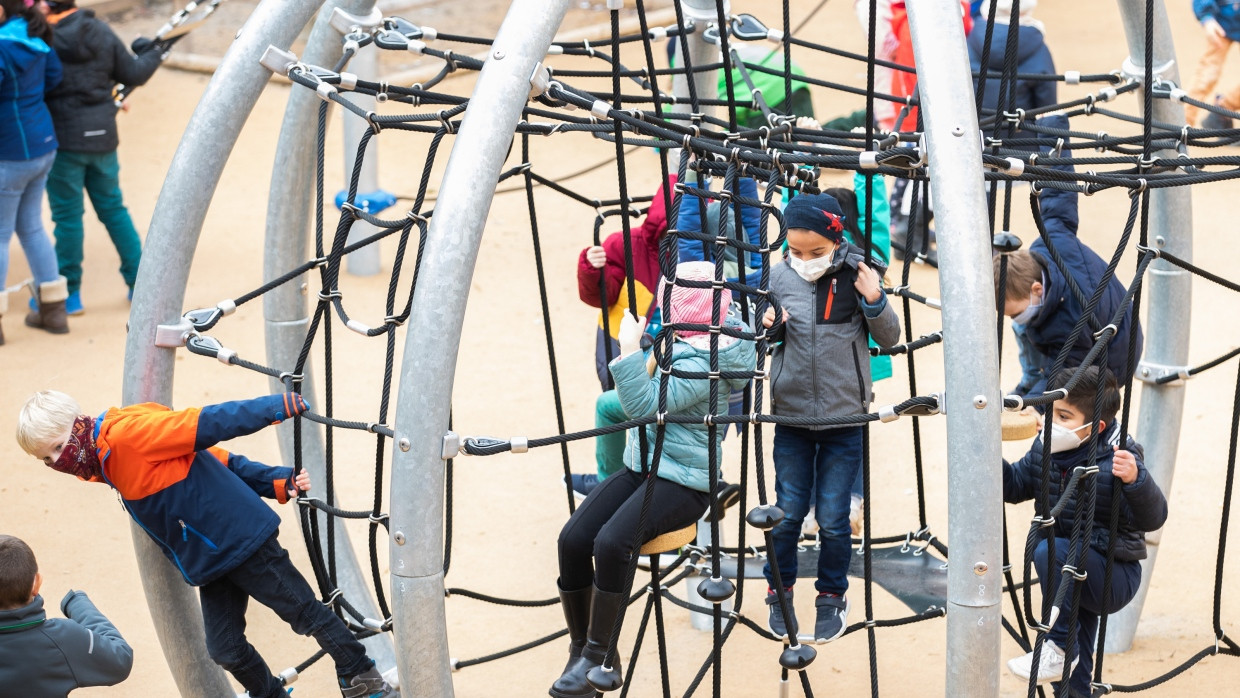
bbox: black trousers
[200,532,372,698]
[558,468,708,593]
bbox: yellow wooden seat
[1002,408,1040,442]
[639,524,697,555]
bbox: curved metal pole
[906,3,1004,697]
[1106,0,1192,653]
[386,0,571,694]
[122,0,326,694]
[262,0,395,672]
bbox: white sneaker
[849,496,864,537]
[1007,640,1078,684]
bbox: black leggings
[558,468,709,593]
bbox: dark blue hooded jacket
[0,17,61,160]
[1024,116,1144,394]
[967,21,1057,119]
[1004,423,1167,561]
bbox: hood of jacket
[969,22,1047,69]
[0,595,45,634]
[47,9,94,63]
[0,18,49,70]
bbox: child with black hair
[762,192,901,644]
[0,534,133,696]
[38,0,168,313]
[1002,365,1167,693]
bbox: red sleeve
[577,247,605,307]
[578,239,625,308]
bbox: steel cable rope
[1089,13,1158,680]
[169,6,1240,694]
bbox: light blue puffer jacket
[609,315,756,492]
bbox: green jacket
[609,316,756,492]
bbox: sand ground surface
[2,1,1239,696]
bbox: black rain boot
[549,586,625,698]
[557,582,592,675]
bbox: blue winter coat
[0,17,60,160]
[94,395,301,586]
[609,315,756,492]
[1004,423,1167,561]
[1194,1,1240,41]
[1024,116,1143,395]
[677,174,764,279]
[967,21,1057,118]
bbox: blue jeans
[764,425,863,595]
[1033,538,1142,697]
[200,532,373,698]
[1012,321,1051,397]
[0,152,60,288]
[46,149,143,295]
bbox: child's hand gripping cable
[618,310,647,358]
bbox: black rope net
[164,1,1240,696]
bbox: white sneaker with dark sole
[1007,640,1078,685]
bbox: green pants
[45,149,143,295]
[595,390,629,481]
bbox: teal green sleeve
[852,171,891,265]
[854,172,894,382]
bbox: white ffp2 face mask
[1048,422,1091,454]
[789,252,834,283]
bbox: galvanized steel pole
[905,3,1004,696]
[1106,0,1192,653]
[263,0,395,672]
[123,0,325,695]
[387,1,571,695]
[669,0,722,120]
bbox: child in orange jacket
[16,390,395,698]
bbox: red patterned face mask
[49,416,101,481]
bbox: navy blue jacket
[0,17,61,161]
[0,591,133,697]
[94,394,302,586]
[1024,116,1144,395]
[1004,423,1167,561]
[1195,0,1240,41]
[967,21,1057,119]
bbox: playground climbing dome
[127,0,1240,697]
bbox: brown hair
[993,250,1043,303]
[0,0,52,43]
[0,535,38,609]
